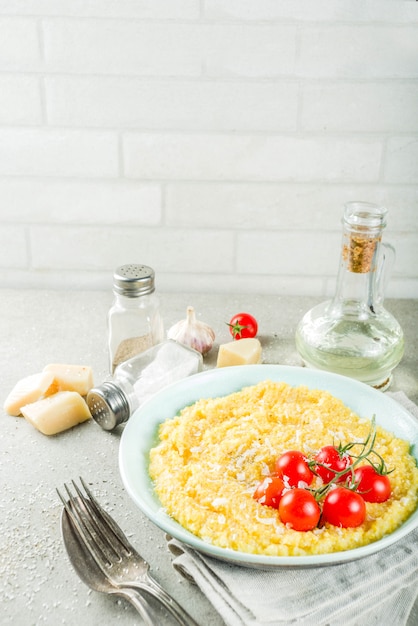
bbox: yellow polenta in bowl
[149,380,418,557]
[120,365,418,567]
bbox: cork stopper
[342,233,381,273]
[342,202,386,274]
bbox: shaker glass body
[108,292,164,372]
[87,340,202,430]
[115,339,202,409]
[107,264,164,373]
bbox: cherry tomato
[314,445,352,484]
[253,475,285,509]
[275,450,314,487]
[352,465,391,503]
[278,488,321,531]
[322,487,366,528]
[228,312,258,340]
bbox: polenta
[149,381,418,556]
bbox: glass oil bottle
[295,202,404,390]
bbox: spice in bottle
[342,232,381,274]
[107,264,164,373]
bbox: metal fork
[57,478,200,626]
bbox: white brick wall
[0,0,417,298]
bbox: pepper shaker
[108,264,164,373]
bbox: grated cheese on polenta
[149,381,418,556]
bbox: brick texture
[0,0,416,297]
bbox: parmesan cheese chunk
[43,364,94,396]
[3,371,55,417]
[21,391,91,436]
[216,338,262,367]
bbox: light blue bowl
[119,364,418,568]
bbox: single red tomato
[253,475,285,509]
[278,488,321,531]
[352,465,391,503]
[322,487,366,528]
[228,312,258,340]
[275,450,314,487]
[314,445,352,484]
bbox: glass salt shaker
[87,339,202,431]
[108,264,164,373]
[295,202,404,390]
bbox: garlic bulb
[167,306,215,355]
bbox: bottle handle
[376,242,395,304]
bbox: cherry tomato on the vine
[278,488,321,531]
[253,475,285,509]
[313,445,352,484]
[322,486,366,528]
[352,465,391,503]
[275,450,314,487]
[228,312,258,340]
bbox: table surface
[1,290,417,626]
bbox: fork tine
[57,483,114,569]
[65,478,132,565]
[78,477,132,554]
[69,480,124,563]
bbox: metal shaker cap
[113,264,155,297]
[86,382,130,431]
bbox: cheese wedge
[216,338,262,367]
[21,391,91,436]
[43,364,94,396]
[4,371,55,416]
